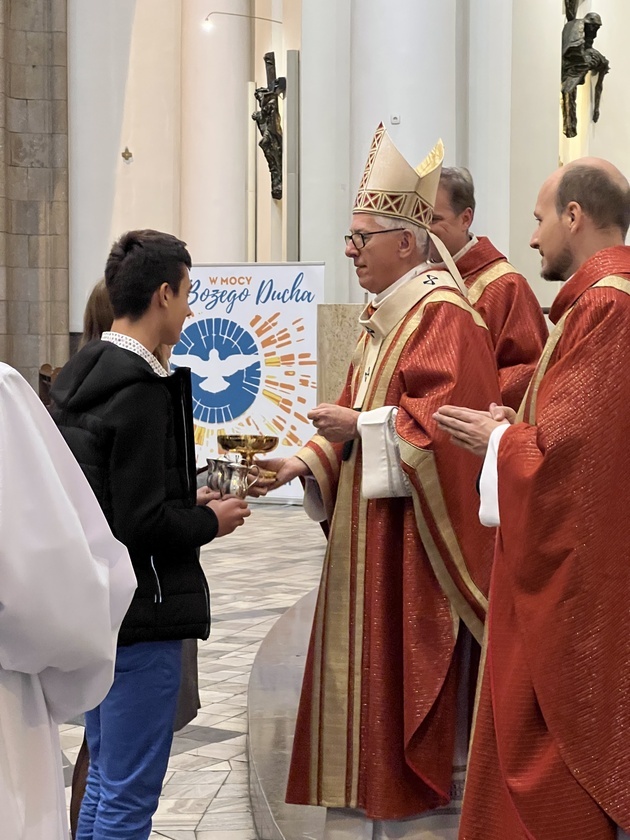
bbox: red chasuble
[460,247,630,840]
[457,236,548,411]
[286,273,501,820]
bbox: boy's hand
[196,486,220,505]
[208,496,251,536]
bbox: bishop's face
[530,178,574,283]
[344,214,406,295]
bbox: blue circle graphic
[171,318,261,424]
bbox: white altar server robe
[0,363,136,840]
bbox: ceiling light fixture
[202,11,282,31]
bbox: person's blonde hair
[80,279,113,347]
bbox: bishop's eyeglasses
[344,228,404,250]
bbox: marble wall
[0,0,69,387]
[317,303,363,404]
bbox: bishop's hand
[247,456,310,496]
[307,404,359,443]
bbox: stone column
[180,0,252,263]
[0,0,69,387]
[301,0,463,305]
[67,0,183,334]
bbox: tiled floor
[60,503,326,840]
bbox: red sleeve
[474,274,548,410]
[394,298,501,635]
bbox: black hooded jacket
[51,340,218,645]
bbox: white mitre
[353,122,444,230]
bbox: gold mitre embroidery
[353,123,444,230]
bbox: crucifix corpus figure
[561,7,610,138]
[252,52,285,200]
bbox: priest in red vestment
[255,125,501,838]
[435,158,630,840]
[429,167,548,410]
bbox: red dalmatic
[460,247,630,840]
[457,236,548,411]
[286,275,500,820]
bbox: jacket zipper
[150,556,163,603]
[180,379,192,498]
[201,572,211,638]
[179,373,210,634]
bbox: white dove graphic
[171,347,259,394]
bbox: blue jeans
[76,640,183,840]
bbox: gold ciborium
[217,434,278,474]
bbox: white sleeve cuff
[303,476,327,522]
[478,423,510,527]
[357,406,412,499]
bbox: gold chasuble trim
[297,437,349,802]
[301,286,489,806]
[462,621,490,814]
[519,275,630,424]
[519,310,570,424]
[298,437,338,521]
[466,262,516,307]
[400,441,486,643]
[366,290,488,644]
[299,435,366,805]
[319,445,366,806]
[593,274,630,295]
[350,466,368,805]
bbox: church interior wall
[1,0,70,386]
[299,0,353,304]
[508,0,563,310]
[2,0,630,378]
[180,0,251,265]
[67,0,182,332]
[467,0,513,260]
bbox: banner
[171,263,325,501]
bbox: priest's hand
[308,404,359,443]
[488,403,517,424]
[433,404,509,458]
[247,456,311,495]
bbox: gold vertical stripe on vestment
[296,438,343,799]
[367,292,488,637]
[297,437,338,520]
[305,288,490,804]
[350,489,368,805]
[399,442,486,642]
[461,619,490,810]
[317,452,356,803]
[519,310,570,425]
[316,296,431,803]
[518,275,630,425]
[466,262,516,307]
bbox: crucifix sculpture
[561,1,610,138]
[252,53,286,200]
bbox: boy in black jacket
[52,230,250,839]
